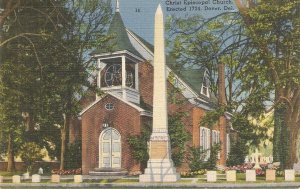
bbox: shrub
[51,168,81,175]
[180,169,206,177]
[19,142,44,173]
[226,138,248,166]
[188,144,220,172]
[65,139,82,169]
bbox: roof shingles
[92,12,142,58]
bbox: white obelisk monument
[139,4,180,182]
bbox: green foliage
[167,72,185,105]
[65,139,82,169]
[226,138,248,166]
[168,112,191,166]
[188,144,220,172]
[240,0,300,167]
[200,107,224,128]
[127,122,151,165]
[232,114,269,147]
[0,61,26,164]
[128,112,190,168]
[273,106,289,169]
[19,142,44,173]
[0,0,113,170]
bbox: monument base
[139,159,180,182]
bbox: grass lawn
[0,171,24,176]
[1,171,300,186]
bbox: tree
[19,142,44,173]
[236,0,300,168]
[0,0,21,28]
[166,12,269,165]
[50,0,112,170]
[0,62,25,171]
[0,0,112,171]
[0,0,68,171]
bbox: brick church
[75,5,232,175]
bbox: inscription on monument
[150,142,169,159]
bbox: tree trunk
[0,0,21,29]
[218,63,227,166]
[60,127,66,170]
[273,105,289,168]
[6,133,15,172]
[60,114,70,170]
[286,121,300,168]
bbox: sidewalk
[1,175,300,188]
[0,181,300,188]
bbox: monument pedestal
[139,159,179,182]
[139,134,179,182]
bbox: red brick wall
[0,161,59,172]
[139,62,154,106]
[192,107,206,148]
[81,95,143,174]
[69,118,81,144]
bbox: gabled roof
[92,12,143,58]
[128,29,154,53]
[79,92,152,117]
[167,61,218,106]
[128,30,217,105]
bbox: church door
[99,128,121,169]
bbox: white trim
[92,50,144,62]
[107,92,144,111]
[225,111,233,119]
[141,111,152,117]
[188,98,214,111]
[99,127,121,168]
[135,63,139,91]
[200,70,210,98]
[79,92,152,117]
[79,96,105,116]
[200,127,211,161]
[121,56,126,89]
[126,29,154,57]
[226,133,230,159]
[212,130,220,159]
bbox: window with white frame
[226,133,230,159]
[201,70,210,97]
[212,130,220,144]
[200,127,211,161]
[105,103,114,110]
[212,130,220,159]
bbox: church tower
[91,0,144,104]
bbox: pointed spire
[155,4,163,16]
[116,0,120,12]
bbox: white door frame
[99,127,121,168]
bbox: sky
[111,0,239,44]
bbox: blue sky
[111,0,238,44]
